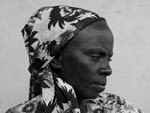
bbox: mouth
[90,83,106,92]
[90,79,107,92]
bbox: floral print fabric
[6,91,143,113]
[6,6,143,113]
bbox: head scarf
[22,5,105,112]
[22,5,105,98]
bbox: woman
[6,5,143,113]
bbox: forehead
[71,21,114,52]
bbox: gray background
[0,0,150,112]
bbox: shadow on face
[59,20,114,100]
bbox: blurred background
[0,0,150,112]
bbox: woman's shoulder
[6,95,42,113]
[86,92,143,113]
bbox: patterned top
[6,6,143,113]
[6,77,143,113]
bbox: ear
[50,56,62,69]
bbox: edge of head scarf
[21,5,105,108]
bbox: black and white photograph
[0,0,149,113]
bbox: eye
[89,54,100,60]
[88,53,112,62]
[88,53,103,62]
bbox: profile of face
[59,20,114,100]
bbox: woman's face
[60,21,114,99]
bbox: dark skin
[51,20,114,105]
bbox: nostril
[100,69,112,76]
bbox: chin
[75,87,105,100]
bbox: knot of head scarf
[21,5,105,112]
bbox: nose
[100,68,112,76]
[99,61,112,76]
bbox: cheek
[61,53,97,85]
[78,57,96,75]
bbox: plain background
[0,0,150,112]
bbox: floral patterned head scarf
[22,5,105,99]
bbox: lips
[90,83,106,92]
[90,79,107,92]
[91,80,106,86]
